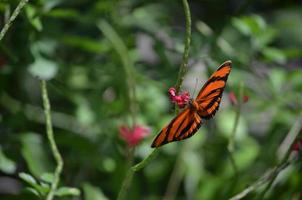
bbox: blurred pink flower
[229,91,238,105]
[168,87,190,108]
[119,125,150,147]
[292,139,302,152]
[228,91,249,106]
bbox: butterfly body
[151,61,232,148]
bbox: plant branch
[98,20,137,126]
[0,0,29,42]
[227,82,244,175]
[175,0,192,92]
[117,149,159,200]
[229,117,302,200]
[163,1,192,199]
[41,80,63,200]
[229,155,296,200]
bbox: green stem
[175,0,192,92]
[229,117,302,200]
[227,82,244,175]
[258,119,302,198]
[117,169,134,200]
[98,20,137,126]
[229,155,295,200]
[131,149,159,172]
[0,0,29,42]
[41,81,63,200]
[117,149,159,200]
[163,1,192,199]
[163,143,187,200]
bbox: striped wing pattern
[151,61,232,148]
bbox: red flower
[228,91,249,106]
[168,87,190,108]
[292,139,302,152]
[243,95,249,103]
[119,125,150,147]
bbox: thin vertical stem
[175,0,192,93]
[163,1,192,199]
[98,20,137,126]
[227,82,244,175]
[41,80,63,200]
[0,0,29,42]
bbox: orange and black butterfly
[151,60,232,148]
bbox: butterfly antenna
[192,78,199,98]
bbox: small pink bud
[168,87,190,108]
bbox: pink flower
[228,91,249,106]
[168,87,190,108]
[292,139,302,152]
[119,125,150,147]
[229,91,238,105]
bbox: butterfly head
[189,99,200,111]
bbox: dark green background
[0,0,302,199]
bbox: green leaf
[55,187,81,197]
[62,35,104,53]
[19,172,38,186]
[262,47,287,64]
[40,173,54,183]
[25,5,43,31]
[216,109,248,141]
[24,187,41,197]
[20,133,53,177]
[19,172,50,196]
[47,8,80,19]
[28,57,58,80]
[83,183,109,200]
[0,146,16,174]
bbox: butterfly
[151,60,232,148]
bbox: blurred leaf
[28,57,58,80]
[40,173,54,183]
[184,151,204,200]
[269,68,286,95]
[217,109,248,141]
[19,172,49,196]
[25,5,43,31]
[55,186,81,197]
[75,97,95,125]
[232,15,266,36]
[19,172,37,186]
[46,8,80,19]
[262,47,286,64]
[24,187,41,197]
[0,146,17,174]
[196,21,213,37]
[20,133,53,177]
[62,35,104,53]
[233,137,259,171]
[83,183,109,200]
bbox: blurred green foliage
[0,0,302,200]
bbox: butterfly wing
[196,61,232,119]
[151,108,202,148]
[151,60,232,148]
